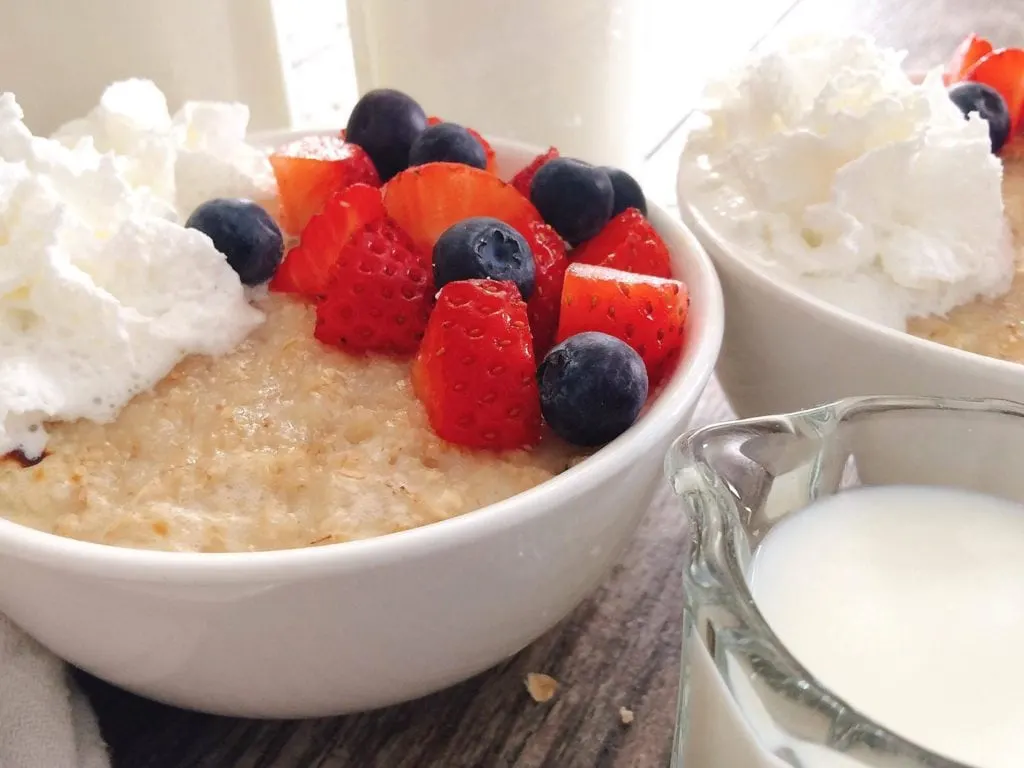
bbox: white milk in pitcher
[681,485,1024,767]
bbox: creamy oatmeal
[908,140,1024,362]
[0,295,582,552]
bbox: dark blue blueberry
[408,122,487,169]
[537,332,648,447]
[345,88,428,181]
[529,158,614,246]
[433,217,536,299]
[948,82,1011,154]
[601,166,647,217]
[185,198,284,286]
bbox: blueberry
[948,82,1011,154]
[601,166,647,217]
[530,158,614,246]
[185,198,284,286]
[433,217,536,299]
[345,88,428,181]
[408,122,487,169]
[537,332,648,447]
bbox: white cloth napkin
[0,615,109,768]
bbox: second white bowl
[676,160,1024,419]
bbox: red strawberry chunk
[522,221,569,358]
[382,163,542,253]
[556,263,688,383]
[412,279,541,450]
[466,127,497,174]
[269,183,384,297]
[965,48,1024,135]
[511,147,559,198]
[571,208,672,279]
[945,33,994,84]
[314,218,432,355]
[270,135,381,235]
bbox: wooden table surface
[79,2,1023,766]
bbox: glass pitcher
[666,394,1024,768]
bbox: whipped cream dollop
[53,79,278,221]
[0,83,268,458]
[678,34,1012,329]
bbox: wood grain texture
[81,2,1021,766]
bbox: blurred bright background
[271,0,798,209]
[1,0,801,213]
[271,0,355,128]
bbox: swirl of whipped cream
[0,84,269,458]
[679,34,1012,329]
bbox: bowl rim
[675,111,1024,385]
[0,131,725,581]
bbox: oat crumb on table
[525,673,559,703]
[619,706,635,725]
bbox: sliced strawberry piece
[523,221,569,358]
[945,33,994,84]
[382,163,542,253]
[965,48,1024,134]
[571,208,672,279]
[425,116,497,173]
[466,127,497,174]
[314,218,432,355]
[556,263,689,383]
[270,135,381,235]
[511,147,559,198]
[412,279,541,450]
[265,248,303,294]
[269,183,385,297]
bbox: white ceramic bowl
[0,133,723,718]
[676,148,1024,419]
